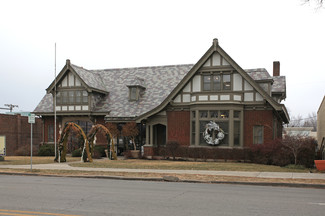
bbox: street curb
[1,171,325,189]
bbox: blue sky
[0,0,324,119]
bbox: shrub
[249,137,317,167]
[166,141,180,160]
[93,145,106,158]
[14,144,31,156]
[249,139,291,166]
[71,148,82,157]
[158,146,168,159]
[38,144,55,156]
[296,137,317,168]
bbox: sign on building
[0,136,5,156]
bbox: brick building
[34,39,289,159]
[0,114,42,156]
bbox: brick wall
[0,114,42,155]
[244,110,274,147]
[167,111,190,146]
[43,116,58,143]
[96,118,109,145]
[43,116,107,145]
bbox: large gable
[138,39,289,123]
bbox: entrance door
[153,124,166,147]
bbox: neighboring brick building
[0,114,42,156]
[34,39,289,159]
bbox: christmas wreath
[203,121,225,145]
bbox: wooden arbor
[55,122,92,163]
[87,124,117,160]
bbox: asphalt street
[0,175,325,216]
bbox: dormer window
[129,87,139,101]
[127,77,146,101]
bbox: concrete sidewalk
[0,163,325,180]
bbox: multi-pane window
[82,91,88,103]
[192,110,242,147]
[48,125,54,142]
[203,75,211,91]
[75,91,81,103]
[202,74,231,91]
[62,92,68,104]
[223,74,231,90]
[198,110,230,146]
[69,91,74,103]
[56,90,88,105]
[191,111,196,145]
[191,121,196,145]
[253,125,264,144]
[234,111,241,146]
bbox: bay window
[191,109,242,147]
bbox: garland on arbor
[87,124,117,160]
[55,122,92,163]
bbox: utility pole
[0,104,18,112]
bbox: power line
[0,104,19,112]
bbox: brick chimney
[273,61,280,76]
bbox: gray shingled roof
[91,65,193,117]
[272,76,286,93]
[72,65,107,92]
[245,68,272,81]
[34,64,286,116]
[246,68,286,93]
[34,93,53,113]
[34,64,194,117]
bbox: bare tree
[303,112,317,131]
[287,114,304,127]
[282,136,304,165]
[121,122,139,150]
[303,0,324,8]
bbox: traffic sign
[28,113,35,124]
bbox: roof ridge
[245,68,267,72]
[89,63,194,72]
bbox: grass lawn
[0,157,315,173]
[0,156,80,165]
[70,159,313,173]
